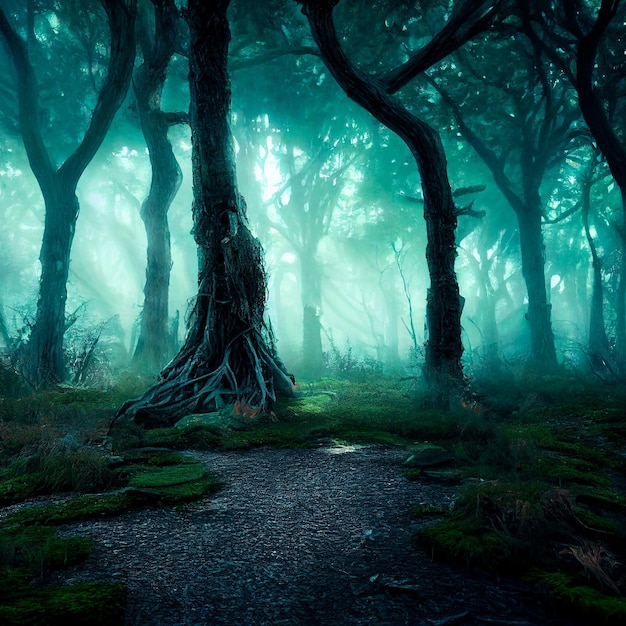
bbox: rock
[404,446,455,468]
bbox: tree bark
[0,0,136,388]
[113,0,294,429]
[299,1,464,407]
[132,0,185,372]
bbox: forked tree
[0,0,136,388]
[113,0,294,428]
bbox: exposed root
[111,327,294,430]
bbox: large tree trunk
[300,2,464,408]
[132,0,184,372]
[517,205,558,369]
[420,131,464,400]
[299,250,323,379]
[113,0,293,429]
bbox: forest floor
[1,373,626,624]
[17,446,584,626]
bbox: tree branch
[382,0,505,94]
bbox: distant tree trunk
[576,154,610,370]
[383,289,400,366]
[132,0,186,372]
[0,303,12,350]
[113,0,293,428]
[300,1,464,408]
[517,205,558,369]
[433,77,560,371]
[300,250,324,378]
[0,0,136,388]
[29,187,79,386]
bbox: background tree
[0,0,136,387]
[131,0,187,372]
[529,0,626,371]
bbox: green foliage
[418,481,550,572]
[418,513,512,570]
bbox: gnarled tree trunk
[113,0,293,429]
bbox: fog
[0,0,624,388]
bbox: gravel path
[53,447,584,625]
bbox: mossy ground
[1,372,626,623]
[0,381,221,623]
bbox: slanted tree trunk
[132,0,186,372]
[300,1,464,407]
[113,0,294,429]
[0,0,136,388]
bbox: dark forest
[1,1,626,624]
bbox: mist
[0,0,624,393]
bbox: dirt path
[54,447,582,625]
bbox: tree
[297,0,503,406]
[113,0,294,428]
[0,0,136,387]
[131,0,187,371]
[530,0,626,370]
[430,14,582,370]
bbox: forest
[0,0,626,624]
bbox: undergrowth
[1,371,626,623]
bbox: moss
[128,463,206,489]
[403,468,422,480]
[417,480,558,572]
[529,570,626,622]
[533,456,611,486]
[143,425,222,449]
[575,488,626,516]
[0,472,41,506]
[571,507,623,536]
[146,451,195,466]
[417,515,512,570]
[0,582,126,625]
[0,526,93,576]
[1,493,137,528]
